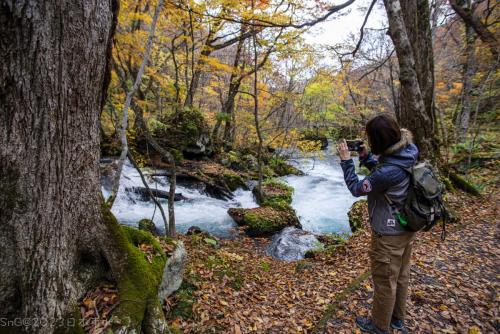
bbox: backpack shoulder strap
[377,161,413,174]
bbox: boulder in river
[253,180,294,207]
[270,159,304,177]
[186,226,203,235]
[228,206,301,237]
[267,227,323,261]
[158,241,187,302]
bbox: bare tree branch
[175,0,355,29]
[352,0,378,58]
[449,0,499,58]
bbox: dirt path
[171,192,498,334]
[319,193,499,334]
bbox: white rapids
[103,148,363,237]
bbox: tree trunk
[212,45,243,146]
[0,1,125,332]
[456,20,477,142]
[251,8,264,200]
[384,0,438,160]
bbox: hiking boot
[390,317,408,334]
[355,317,389,334]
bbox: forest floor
[169,188,499,334]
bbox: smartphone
[345,140,364,152]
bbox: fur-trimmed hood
[383,128,414,155]
[380,128,418,168]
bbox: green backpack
[385,161,449,239]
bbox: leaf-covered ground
[169,191,498,333]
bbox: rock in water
[158,241,187,302]
[267,227,323,261]
[228,206,301,237]
[186,226,203,235]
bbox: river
[103,147,362,237]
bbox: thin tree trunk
[466,66,496,173]
[251,2,264,200]
[168,168,176,236]
[108,0,164,207]
[0,1,122,332]
[456,22,477,143]
[128,151,169,234]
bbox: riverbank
[165,189,498,333]
[101,145,360,238]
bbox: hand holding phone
[345,140,364,152]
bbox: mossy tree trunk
[0,2,165,333]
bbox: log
[447,171,480,196]
[150,170,234,200]
[125,187,187,202]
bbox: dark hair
[365,114,401,155]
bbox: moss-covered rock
[254,180,294,207]
[229,180,301,237]
[269,158,304,177]
[223,172,247,191]
[138,219,160,236]
[348,200,368,233]
[152,107,212,158]
[228,206,301,237]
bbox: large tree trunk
[384,0,438,160]
[0,1,134,333]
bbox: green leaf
[204,238,217,246]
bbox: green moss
[154,107,209,156]
[447,171,480,196]
[258,180,294,205]
[441,176,455,192]
[101,205,167,331]
[348,200,368,233]
[261,198,294,212]
[243,206,300,236]
[137,219,159,236]
[268,158,304,176]
[223,172,246,191]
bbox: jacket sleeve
[359,152,378,171]
[340,159,407,197]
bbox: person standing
[337,114,418,334]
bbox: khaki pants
[370,232,416,331]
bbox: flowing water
[284,149,363,235]
[104,148,363,237]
